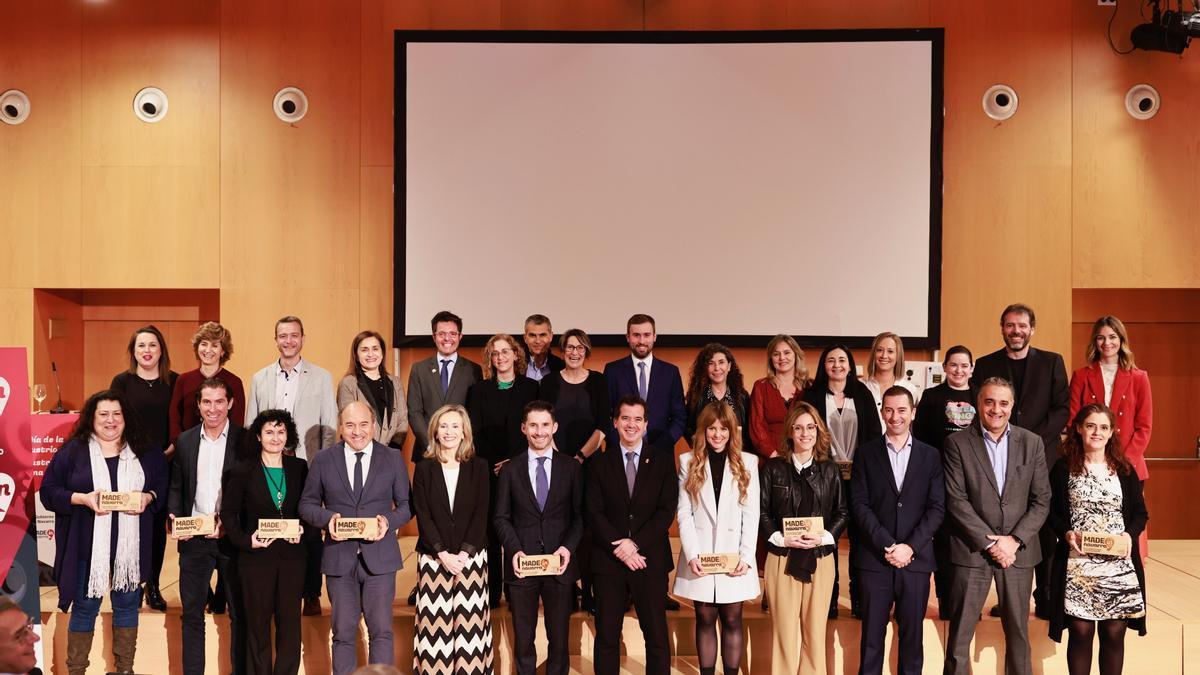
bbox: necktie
[637,361,648,400]
[625,451,638,496]
[535,456,549,511]
[353,451,364,499]
[439,359,451,396]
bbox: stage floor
[37,538,1200,674]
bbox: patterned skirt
[414,550,493,675]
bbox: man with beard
[603,314,686,449]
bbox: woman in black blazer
[800,344,882,619]
[220,409,311,675]
[412,404,493,674]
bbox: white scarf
[87,437,144,598]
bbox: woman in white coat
[674,401,761,675]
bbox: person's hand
[250,530,273,549]
[438,550,465,576]
[728,560,750,577]
[373,515,390,541]
[688,557,707,577]
[555,546,572,574]
[1119,532,1134,559]
[1065,531,1084,556]
[131,491,151,515]
[783,535,805,549]
[611,538,639,562]
[205,515,223,539]
[328,513,344,541]
[796,533,822,550]
[512,551,526,578]
[886,543,914,568]
[168,514,192,541]
[623,553,647,571]
[493,459,510,476]
[72,490,109,515]
[986,535,1019,568]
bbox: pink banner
[0,348,35,576]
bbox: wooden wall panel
[500,0,642,30]
[33,290,85,410]
[82,320,200,398]
[359,167,394,338]
[0,289,35,378]
[646,0,790,29]
[0,2,82,288]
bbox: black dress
[539,371,610,459]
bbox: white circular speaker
[1125,84,1160,120]
[982,84,1018,121]
[0,90,31,125]
[273,87,308,124]
[133,87,168,123]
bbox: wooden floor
[37,538,1200,674]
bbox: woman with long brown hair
[749,334,809,457]
[337,329,409,447]
[673,402,759,675]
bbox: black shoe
[761,595,769,612]
[206,589,226,615]
[988,604,1002,618]
[144,583,167,612]
[665,596,680,611]
[850,604,863,620]
[303,596,321,616]
[828,605,838,620]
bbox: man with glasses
[0,596,40,675]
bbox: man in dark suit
[586,395,679,675]
[299,401,412,675]
[971,302,1068,618]
[850,386,944,675]
[603,313,686,449]
[942,378,1051,675]
[168,377,246,675]
[522,313,565,382]
[493,401,583,675]
[404,309,482,603]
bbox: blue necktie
[637,361,648,400]
[439,359,451,396]
[535,456,549,511]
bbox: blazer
[466,376,541,466]
[40,439,169,610]
[493,450,583,586]
[220,455,315,564]
[848,436,945,573]
[603,356,687,448]
[1068,363,1153,480]
[759,456,848,558]
[168,422,246,553]
[673,452,761,604]
[337,373,410,446]
[942,424,1051,568]
[1046,458,1148,640]
[800,382,884,454]
[585,443,679,576]
[406,355,483,458]
[972,347,1070,467]
[412,456,490,556]
[298,441,412,576]
[246,359,338,462]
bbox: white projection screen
[396,30,944,347]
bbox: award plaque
[1079,531,1130,557]
[518,554,561,577]
[334,517,379,540]
[837,461,853,481]
[258,519,302,539]
[172,514,215,538]
[98,491,139,512]
[696,553,740,574]
[782,516,824,538]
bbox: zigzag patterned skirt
[414,549,494,674]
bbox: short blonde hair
[424,405,476,462]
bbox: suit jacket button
[897,501,903,508]
[629,515,634,520]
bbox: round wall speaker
[1125,84,1160,120]
[133,87,168,123]
[0,90,31,125]
[273,87,308,124]
[982,84,1018,121]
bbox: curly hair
[683,402,751,507]
[71,390,152,456]
[482,333,526,380]
[192,321,233,365]
[1061,404,1131,477]
[685,343,745,412]
[244,409,299,460]
[778,401,832,463]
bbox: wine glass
[32,384,46,413]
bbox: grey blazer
[246,358,338,462]
[406,355,482,458]
[298,441,412,576]
[942,423,1051,568]
[337,374,409,446]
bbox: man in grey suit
[299,401,412,675]
[942,377,1051,675]
[246,315,339,615]
[405,310,482,604]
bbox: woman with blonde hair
[749,334,809,457]
[673,402,760,675]
[759,401,848,675]
[412,405,494,674]
[862,331,921,421]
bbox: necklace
[262,461,286,515]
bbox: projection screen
[395,30,944,347]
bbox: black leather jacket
[759,456,848,558]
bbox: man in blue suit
[850,386,945,675]
[299,401,412,675]
[603,313,686,449]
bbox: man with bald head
[300,401,412,675]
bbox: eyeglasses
[12,617,36,643]
[434,331,460,339]
[563,345,588,353]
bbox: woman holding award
[673,401,759,675]
[1048,404,1148,675]
[221,409,310,675]
[758,401,848,675]
[41,390,169,675]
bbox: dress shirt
[618,441,644,464]
[194,419,229,515]
[437,352,459,383]
[768,454,836,547]
[525,357,552,382]
[344,442,374,487]
[981,423,1010,495]
[274,359,303,412]
[632,354,654,392]
[884,433,913,491]
[527,447,553,492]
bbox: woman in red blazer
[1069,316,1153,555]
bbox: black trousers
[241,556,304,675]
[1033,523,1057,609]
[831,477,860,614]
[150,508,167,585]
[179,539,244,675]
[858,567,930,675]
[593,569,670,675]
[508,578,573,675]
[303,536,323,599]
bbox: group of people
[37,303,1152,675]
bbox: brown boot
[65,630,93,675]
[112,626,137,673]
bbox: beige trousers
[763,551,835,675]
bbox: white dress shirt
[527,448,553,492]
[344,441,374,487]
[274,358,303,412]
[885,433,913,491]
[193,420,229,515]
[437,352,459,386]
[631,353,654,392]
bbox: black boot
[144,582,167,611]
